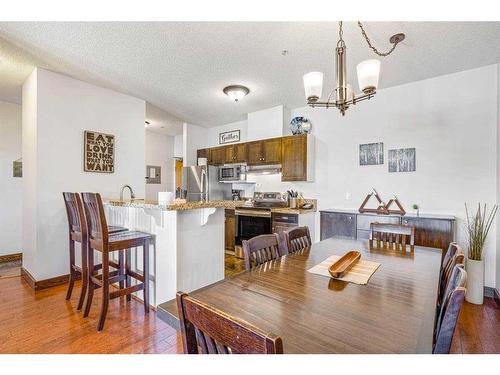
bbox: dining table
[159,237,443,354]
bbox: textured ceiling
[0,22,499,127]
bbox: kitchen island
[104,199,244,308]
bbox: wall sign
[84,130,115,173]
[219,130,240,144]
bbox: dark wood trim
[21,267,74,291]
[0,252,22,264]
[491,288,500,308]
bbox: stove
[252,192,288,208]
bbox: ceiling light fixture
[303,21,405,116]
[223,85,250,102]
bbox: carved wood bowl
[328,251,361,278]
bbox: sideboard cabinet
[320,209,455,252]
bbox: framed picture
[84,130,115,173]
[388,148,416,172]
[359,142,384,165]
[219,130,240,144]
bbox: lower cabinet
[225,209,235,251]
[320,210,455,252]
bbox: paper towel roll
[158,191,173,205]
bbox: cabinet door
[197,148,208,160]
[225,210,236,251]
[209,146,227,166]
[233,143,248,163]
[320,212,356,240]
[281,135,307,181]
[247,141,263,165]
[262,138,282,164]
[402,217,454,252]
[224,145,235,164]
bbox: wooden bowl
[328,251,361,278]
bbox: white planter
[465,258,484,305]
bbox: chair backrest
[434,287,466,354]
[442,242,459,271]
[81,192,109,246]
[283,226,311,254]
[439,249,465,303]
[242,233,285,271]
[176,292,283,354]
[62,192,86,235]
[436,264,467,336]
[369,222,415,252]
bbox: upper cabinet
[200,134,314,182]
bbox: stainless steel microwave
[218,164,246,182]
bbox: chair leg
[97,251,110,331]
[143,239,149,314]
[125,248,131,302]
[77,240,88,310]
[65,239,76,300]
[118,251,125,291]
[83,247,95,318]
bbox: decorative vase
[465,258,484,305]
[289,117,312,135]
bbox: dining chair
[62,192,127,310]
[242,233,287,271]
[81,192,154,331]
[282,226,311,254]
[433,286,466,354]
[176,292,283,354]
[439,249,465,305]
[369,222,415,252]
[442,242,460,271]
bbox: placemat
[307,254,381,285]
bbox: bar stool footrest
[110,283,143,299]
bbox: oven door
[235,209,272,245]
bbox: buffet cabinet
[320,209,455,252]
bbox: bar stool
[62,192,127,310]
[81,192,154,331]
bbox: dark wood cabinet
[225,209,235,251]
[247,141,264,165]
[320,212,356,240]
[247,138,282,165]
[225,143,248,164]
[320,210,455,252]
[208,146,227,166]
[197,148,208,160]
[281,134,307,181]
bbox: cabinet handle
[348,216,352,220]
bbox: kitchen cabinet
[320,210,455,253]
[320,212,356,240]
[225,143,248,164]
[197,148,208,161]
[208,146,227,166]
[225,209,236,251]
[247,138,282,165]
[281,134,314,181]
[271,212,299,236]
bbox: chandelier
[303,22,405,115]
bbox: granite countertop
[320,208,455,220]
[104,198,317,214]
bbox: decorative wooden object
[358,188,389,214]
[328,251,361,278]
[385,196,406,215]
[84,130,115,173]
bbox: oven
[218,164,246,182]
[235,208,272,245]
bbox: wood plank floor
[0,271,498,354]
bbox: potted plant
[464,203,498,304]
[412,203,419,217]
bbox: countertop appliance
[218,164,247,182]
[235,192,289,245]
[182,165,232,202]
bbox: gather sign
[84,130,115,173]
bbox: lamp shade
[356,59,380,94]
[303,72,323,101]
[223,85,250,102]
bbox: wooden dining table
[159,237,442,354]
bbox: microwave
[218,164,246,182]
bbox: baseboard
[21,267,73,291]
[493,288,500,309]
[0,252,22,264]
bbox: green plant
[465,203,498,261]
[412,204,419,210]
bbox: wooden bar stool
[81,192,154,331]
[62,192,127,310]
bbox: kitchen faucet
[120,185,135,201]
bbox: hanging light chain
[357,21,400,57]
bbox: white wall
[497,63,500,292]
[145,130,175,200]
[247,105,289,141]
[0,101,22,256]
[22,68,146,280]
[183,123,208,166]
[204,65,499,288]
[206,120,248,148]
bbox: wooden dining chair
[369,222,415,252]
[242,233,287,271]
[81,192,154,331]
[62,192,127,310]
[442,242,460,271]
[439,249,465,305]
[282,226,311,254]
[176,292,283,354]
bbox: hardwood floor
[224,254,246,278]
[0,270,498,354]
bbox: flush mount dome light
[223,85,250,102]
